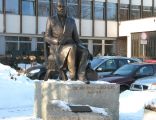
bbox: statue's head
[57,0,67,17]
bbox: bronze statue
[44,0,92,82]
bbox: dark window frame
[38,0,50,16]
[81,0,93,20]
[22,0,36,16]
[107,2,117,21]
[0,0,2,13]
[67,0,79,18]
[6,0,19,15]
[119,4,129,21]
[94,1,105,20]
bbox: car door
[96,59,117,78]
[135,65,154,79]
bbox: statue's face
[57,0,66,17]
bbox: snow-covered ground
[0,63,156,120]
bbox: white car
[130,74,156,91]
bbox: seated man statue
[44,0,93,82]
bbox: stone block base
[34,80,119,120]
[46,101,112,120]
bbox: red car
[98,63,156,92]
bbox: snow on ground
[119,90,156,120]
[0,63,35,119]
[0,63,156,120]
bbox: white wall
[94,20,105,37]
[107,0,117,3]
[119,17,156,57]
[131,0,141,5]
[22,16,36,34]
[0,14,3,32]
[120,0,129,4]
[107,21,117,37]
[119,17,156,36]
[6,14,20,33]
[75,19,80,35]
[143,0,152,6]
[95,0,105,2]
[81,19,92,36]
[38,16,47,34]
[31,38,37,51]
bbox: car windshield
[113,64,139,76]
[90,58,104,68]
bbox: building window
[142,6,152,18]
[6,0,19,14]
[22,0,36,16]
[131,33,140,57]
[5,36,31,55]
[154,0,156,16]
[107,2,117,21]
[93,40,102,56]
[5,36,18,54]
[105,40,116,56]
[67,0,79,18]
[81,0,92,19]
[119,4,129,21]
[19,37,31,52]
[37,37,44,51]
[130,5,141,20]
[0,0,2,13]
[154,7,156,16]
[52,0,57,15]
[131,32,156,59]
[38,0,50,16]
[146,32,156,58]
[94,1,105,20]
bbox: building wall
[22,16,36,34]
[0,0,118,57]
[0,14,118,37]
[38,17,47,34]
[0,14,3,32]
[6,15,20,33]
[119,17,156,57]
[119,17,156,36]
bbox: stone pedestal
[46,101,112,120]
[34,80,120,120]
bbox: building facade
[0,0,156,60]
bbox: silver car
[130,74,156,91]
[90,56,142,79]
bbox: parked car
[25,56,141,80]
[130,73,156,91]
[26,64,51,80]
[98,63,156,92]
[91,56,142,78]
